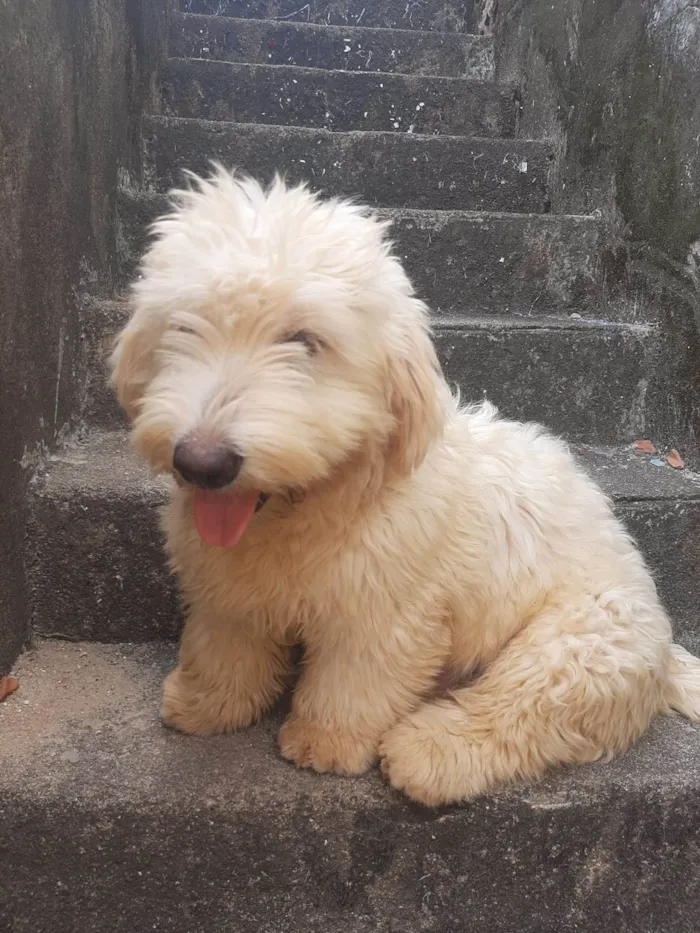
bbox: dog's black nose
[173,440,243,489]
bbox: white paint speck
[518,160,528,173]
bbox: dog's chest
[172,498,359,625]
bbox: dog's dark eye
[172,323,197,335]
[285,331,321,354]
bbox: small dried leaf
[0,676,19,703]
[634,439,657,455]
[667,449,685,470]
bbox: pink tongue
[193,489,260,548]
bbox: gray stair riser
[170,13,494,79]
[4,753,700,933]
[4,640,700,933]
[161,59,515,137]
[82,300,130,429]
[619,500,700,656]
[28,490,178,643]
[117,192,609,318]
[27,483,700,650]
[435,323,674,445]
[85,296,676,445]
[142,116,552,212]
[179,0,477,32]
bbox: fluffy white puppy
[111,167,700,805]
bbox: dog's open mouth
[192,489,268,548]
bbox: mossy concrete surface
[495,0,700,461]
[497,0,700,263]
[0,0,166,671]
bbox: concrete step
[83,299,672,444]
[142,115,551,212]
[27,432,700,648]
[161,58,515,137]
[170,12,494,79]
[2,639,700,932]
[117,191,610,318]
[179,0,477,33]
[434,316,671,445]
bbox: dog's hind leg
[161,608,292,735]
[379,591,670,805]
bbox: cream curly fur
[111,167,700,806]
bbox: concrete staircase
[4,2,700,928]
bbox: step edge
[143,112,554,147]
[32,430,700,504]
[430,315,655,335]
[84,301,649,336]
[171,10,494,45]
[119,189,596,224]
[163,55,509,89]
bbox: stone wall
[0,0,167,670]
[495,0,700,455]
[497,0,700,254]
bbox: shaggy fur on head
[111,166,700,805]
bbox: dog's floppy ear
[109,306,162,421]
[385,311,445,475]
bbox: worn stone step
[2,640,700,932]
[170,12,494,79]
[84,294,684,445]
[433,316,684,447]
[83,296,671,443]
[81,299,130,429]
[117,191,609,318]
[179,0,477,33]
[161,58,515,137]
[27,432,700,647]
[142,116,551,212]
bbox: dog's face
[111,170,444,543]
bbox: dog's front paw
[161,666,264,735]
[279,715,377,775]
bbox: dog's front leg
[161,607,292,735]
[279,611,450,775]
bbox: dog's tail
[665,642,700,720]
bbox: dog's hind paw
[279,715,376,775]
[379,713,479,806]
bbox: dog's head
[111,169,445,545]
